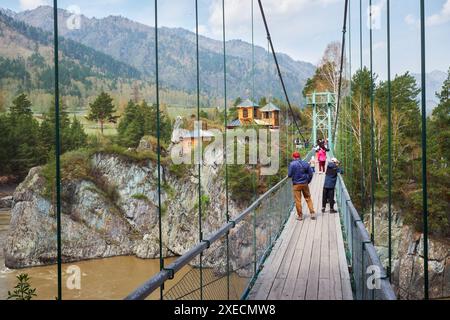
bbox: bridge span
[248,173,353,300]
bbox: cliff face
[3,153,244,268]
[366,205,450,300]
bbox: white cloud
[19,0,49,11]
[404,14,417,26]
[206,0,341,39]
[405,1,450,28]
[374,41,386,50]
[427,0,450,26]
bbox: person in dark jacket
[288,151,315,221]
[322,157,343,213]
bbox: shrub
[132,193,148,201]
[7,274,37,300]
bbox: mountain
[412,70,447,114]
[12,5,315,105]
[0,10,144,112]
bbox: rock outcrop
[366,205,450,300]
[0,196,13,209]
[4,153,248,268]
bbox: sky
[1,0,449,79]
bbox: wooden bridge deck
[248,172,353,300]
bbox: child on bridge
[322,157,343,214]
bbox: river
[0,209,245,300]
[0,208,192,300]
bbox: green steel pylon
[306,91,336,150]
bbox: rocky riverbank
[3,152,249,269]
[366,205,450,300]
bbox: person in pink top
[317,147,327,173]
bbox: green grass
[78,116,117,136]
[132,193,149,201]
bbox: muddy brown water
[0,209,246,300]
[0,208,189,300]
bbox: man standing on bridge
[288,152,315,221]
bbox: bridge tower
[306,92,336,150]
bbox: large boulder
[3,153,245,269]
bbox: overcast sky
[2,0,449,79]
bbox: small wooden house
[227,99,280,129]
[259,102,280,128]
[236,99,259,125]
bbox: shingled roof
[236,99,259,108]
[260,102,280,112]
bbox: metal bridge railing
[125,152,314,300]
[335,174,396,300]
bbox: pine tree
[117,100,143,147]
[10,93,33,118]
[39,99,70,155]
[6,94,41,177]
[425,67,450,237]
[86,92,118,135]
[0,114,11,174]
[117,100,172,148]
[68,116,88,151]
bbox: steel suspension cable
[333,0,349,147]
[359,0,366,219]
[251,0,257,277]
[154,0,164,300]
[369,0,375,244]
[252,0,256,104]
[386,0,392,281]
[257,0,306,142]
[348,0,353,192]
[419,0,429,300]
[52,0,62,300]
[194,0,204,300]
[221,0,230,300]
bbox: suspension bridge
[44,0,433,300]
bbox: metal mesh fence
[336,175,396,300]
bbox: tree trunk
[100,120,104,135]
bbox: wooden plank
[329,210,343,300]
[252,209,299,299]
[318,278,331,300]
[305,205,323,300]
[334,213,353,300]
[276,215,304,279]
[281,212,311,299]
[267,278,285,300]
[301,174,324,300]
[297,211,317,279]
[319,212,330,280]
[280,276,297,300]
[285,217,311,280]
[335,213,351,280]
[247,282,262,300]
[341,279,353,300]
[257,213,296,279]
[292,278,308,300]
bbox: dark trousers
[319,161,326,172]
[322,188,335,208]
